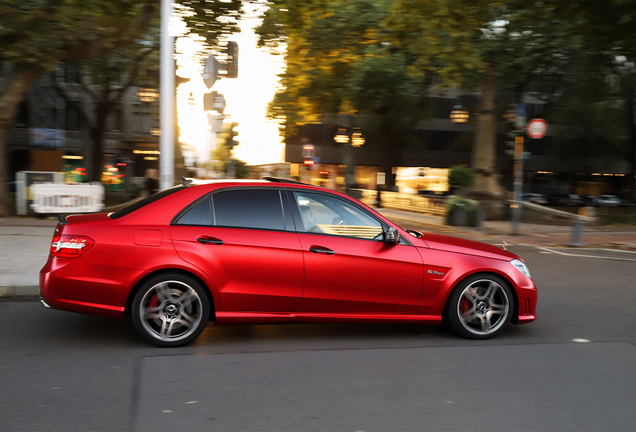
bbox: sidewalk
[2,211,636,297]
[0,217,56,297]
[375,208,636,250]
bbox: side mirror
[383,227,400,245]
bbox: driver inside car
[299,205,323,233]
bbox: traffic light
[225,122,239,149]
[226,42,238,79]
[505,128,531,159]
[504,129,518,157]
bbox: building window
[110,106,123,132]
[66,105,83,131]
[15,101,29,128]
[63,61,81,84]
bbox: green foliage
[448,166,474,190]
[0,1,242,69]
[256,0,424,138]
[234,159,250,179]
[446,196,481,227]
[385,0,503,88]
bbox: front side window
[213,189,285,231]
[293,191,383,240]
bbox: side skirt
[215,312,442,325]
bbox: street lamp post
[334,121,364,188]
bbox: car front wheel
[446,274,514,339]
[131,273,210,347]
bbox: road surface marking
[535,246,636,262]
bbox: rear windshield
[109,186,187,219]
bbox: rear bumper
[40,256,144,318]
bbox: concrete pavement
[0,217,56,296]
[2,209,636,297]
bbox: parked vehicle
[522,193,548,205]
[582,195,599,207]
[564,194,582,206]
[40,178,537,347]
[598,195,622,207]
[546,193,569,206]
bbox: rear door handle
[197,236,224,245]
[309,246,335,255]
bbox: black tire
[131,273,210,347]
[446,273,514,340]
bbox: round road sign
[526,119,548,139]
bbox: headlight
[511,259,531,279]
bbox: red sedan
[40,178,537,347]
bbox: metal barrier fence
[597,204,636,225]
[352,189,447,216]
[30,183,104,214]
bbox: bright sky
[173,4,285,166]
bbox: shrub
[448,166,475,191]
[446,196,481,227]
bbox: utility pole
[159,0,175,190]
[511,104,526,235]
[511,132,525,234]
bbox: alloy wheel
[457,279,510,336]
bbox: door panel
[297,234,424,314]
[170,226,304,312]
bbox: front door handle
[309,246,335,255]
[197,236,224,245]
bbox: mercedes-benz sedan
[40,178,537,347]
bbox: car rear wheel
[132,273,210,347]
[446,274,514,339]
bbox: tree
[257,0,425,188]
[0,0,242,215]
[385,0,509,199]
[209,144,249,178]
[448,166,475,192]
[491,1,636,200]
[53,36,159,182]
[526,0,636,201]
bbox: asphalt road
[1,245,635,432]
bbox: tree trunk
[471,63,503,198]
[89,104,108,183]
[0,65,43,216]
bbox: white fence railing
[30,183,104,214]
[353,189,447,216]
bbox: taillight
[50,235,95,258]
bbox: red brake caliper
[460,295,470,315]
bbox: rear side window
[109,186,187,219]
[175,197,213,226]
[213,189,285,231]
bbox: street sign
[515,103,526,128]
[526,119,548,139]
[203,55,219,89]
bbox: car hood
[421,233,518,261]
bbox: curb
[0,285,40,297]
